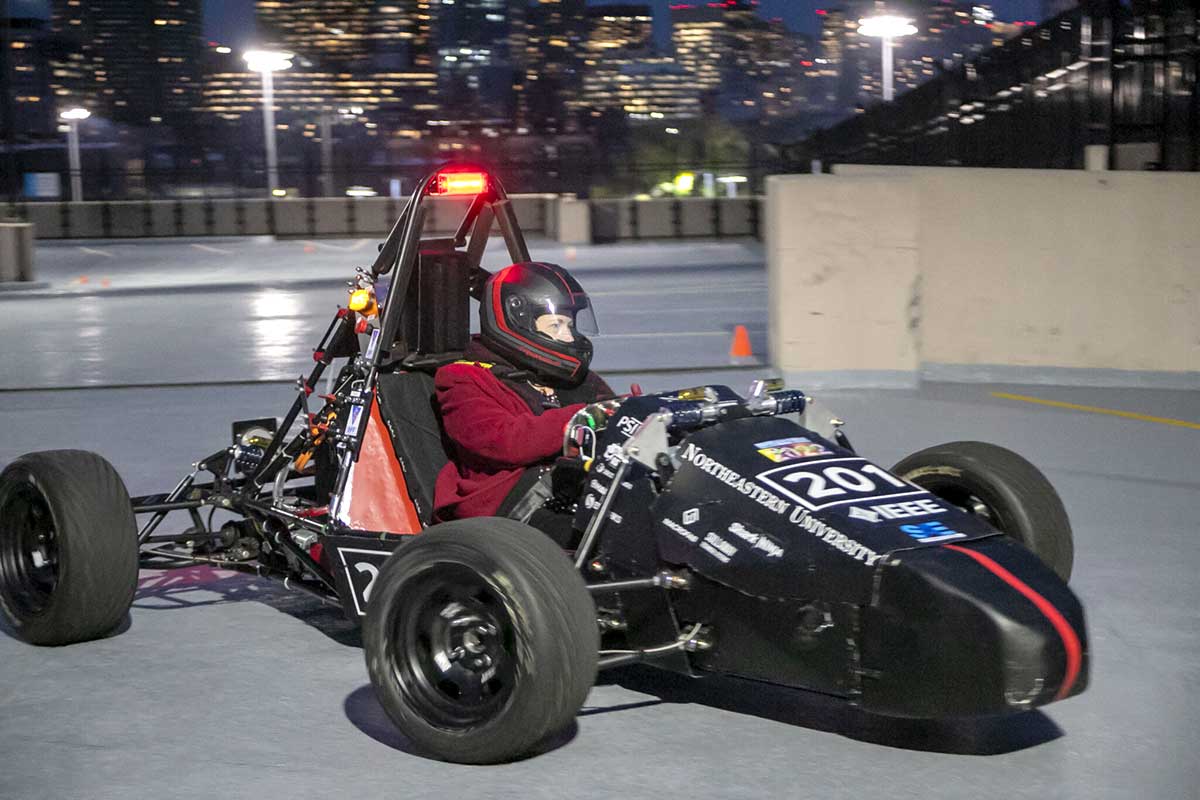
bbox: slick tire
[363,517,598,764]
[0,450,139,645]
[893,441,1073,582]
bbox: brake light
[431,171,488,196]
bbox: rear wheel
[363,517,598,764]
[892,441,1073,582]
[0,450,139,645]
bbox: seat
[375,371,450,526]
[395,239,473,369]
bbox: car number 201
[756,458,925,511]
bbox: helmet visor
[528,296,599,340]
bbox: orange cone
[730,325,753,358]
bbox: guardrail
[1,195,761,243]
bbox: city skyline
[3,0,1064,47]
[200,0,1055,51]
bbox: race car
[0,164,1088,765]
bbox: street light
[243,49,293,196]
[857,15,917,102]
[59,107,91,201]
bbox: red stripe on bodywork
[944,543,1082,701]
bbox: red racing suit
[432,342,612,521]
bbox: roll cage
[129,164,545,606]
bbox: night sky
[202,0,1052,51]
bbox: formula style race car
[0,165,1088,764]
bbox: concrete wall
[6,194,560,240]
[590,197,759,242]
[6,194,760,243]
[766,174,920,388]
[769,166,1200,387]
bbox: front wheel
[893,441,1074,582]
[363,517,598,764]
[0,450,139,645]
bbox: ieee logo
[900,521,966,543]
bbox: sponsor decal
[588,479,609,496]
[584,494,600,510]
[364,328,381,361]
[701,531,738,563]
[900,521,966,543]
[609,511,623,524]
[680,443,790,516]
[678,444,882,567]
[847,498,946,523]
[758,458,924,512]
[662,517,698,543]
[682,507,700,526]
[603,443,623,465]
[789,506,883,566]
[755,436,832,463]
[848,506,878,523]
[594,464,615,479]
[727,521,784,559]
[617,415,642,437]
[345,404,364,438]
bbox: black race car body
[572,391,1087,718]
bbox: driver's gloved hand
[580,399,622,430]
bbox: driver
[432,261,613,524]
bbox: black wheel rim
[389,563,518,730]
[0,480,61,618]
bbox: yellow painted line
[992,392,1200,430]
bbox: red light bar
[431,171,488,196]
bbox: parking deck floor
[0,238,1197,799]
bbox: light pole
[59,108,90,201]
[243,49,293,196]
[857,15,917,102]
[319,112,334,197]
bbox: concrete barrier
[769,166,1200,387]
[558,197,590,244]
[766,174,921,388]
[22,204,62,238]
[588,197,760,243]
[10,194,756,242]
[0,222,35,282]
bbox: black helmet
[479,261,598,387]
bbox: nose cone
[859,536,1088,718]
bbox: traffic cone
[730,325,753,359]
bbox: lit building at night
[585,4,654,55]
[255,0,434,71]
[669,1,806,120]
[2,10,56,137]
[669,3,728,89]
[572,57,702,121]
[576,4,700,122]
[518,0,588,132]
[194,45,440,124]
[436,0,524,118]
[47,0,204,125]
